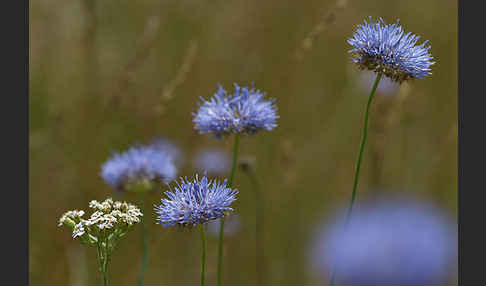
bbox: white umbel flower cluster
[86,198,143,230]
[58,198,143,243]
[58,210,85,227]
[73,222,86,238]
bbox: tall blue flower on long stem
[155,174,238,286]
[193,83,278,286]
[313,197,456,286]
[328,18,435,286]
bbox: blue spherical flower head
[193,148,231,176]
[348,17,434,83]
[193,83,279,137]
[150,136,185,167]
[101,144,177,193]
[312,197,456,286]
[154,174,238,227]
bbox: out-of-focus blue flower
[101,144,177,192]
[154,174,238,227]
[207,215,241,238]
[193,83,278,137]
[312,197,456,286]
[359,70,399,96]
[193,148,231,176]
[348,17,434,83]
[151,136,185,167]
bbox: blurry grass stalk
[294,0,348,61]
[329,72,383,286]
[82,0,99,95]
[155,39,198,115]
[138,193,149,286]
[161,40,198,101]
[217,133,240,286]
[200,224,207,286]
[108,16,160,106]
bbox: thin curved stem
[329,72,382,286]
[102,240,110,286]
[199,224,207,286]
[345,72,382,223]
[217,217,225,286]
[228,133,240,187]
[217,133,240,286]
[138,194,148,286]
[103,261,108,286]
[97,243,103,273]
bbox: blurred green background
[29,0,457,285]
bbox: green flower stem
[199,224,207,286]
[229,133,240,187]
[138,193,149,286]
[102,239,110,286]
[217,133,240,286]
[97,243,103,273]
[329,72,382,286]
[96,241,108,286]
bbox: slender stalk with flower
[329,17,434,286]
[193,83,278,286]
[100,143,177,286]
[154,174,238,286]
[58,198,143,286]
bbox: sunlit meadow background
[29,0,457,285]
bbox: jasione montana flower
[154,174,238,227]
[193,83,278,137]
[101,144,177,192]
[348,17,434,83]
